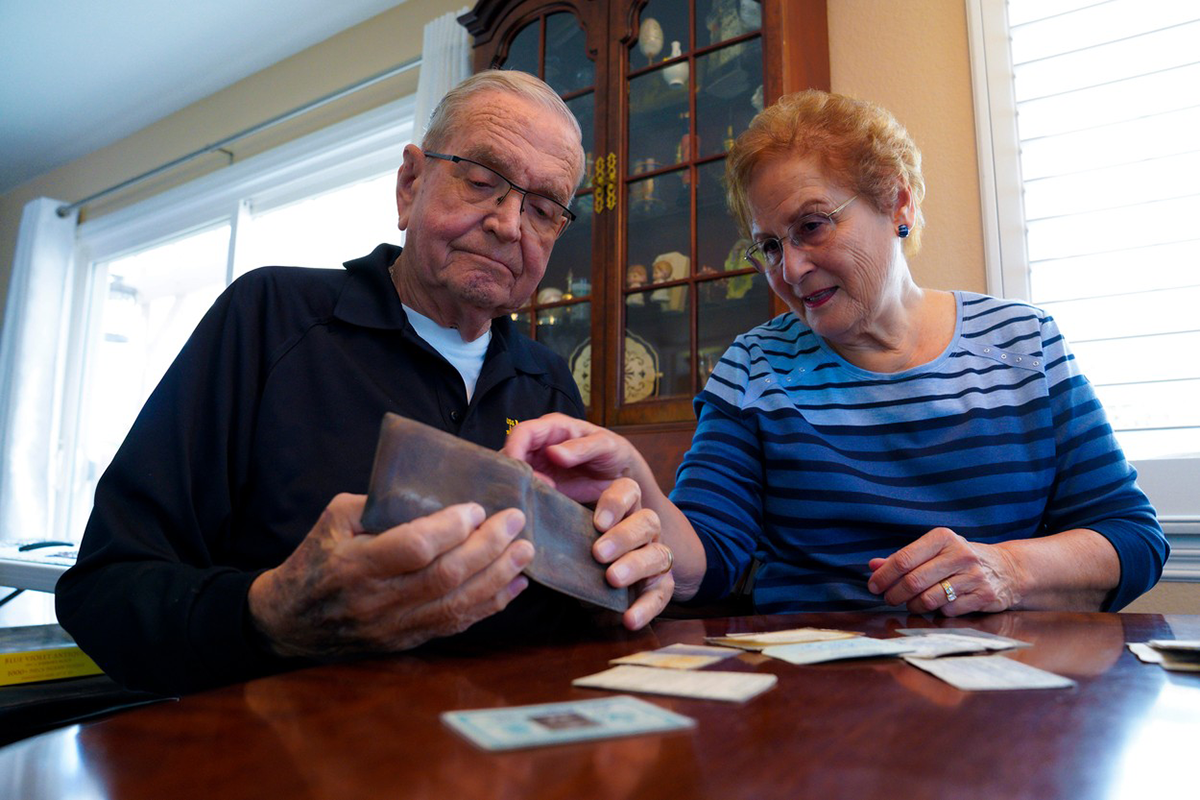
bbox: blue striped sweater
[672,292,1168,612]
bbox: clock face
[569,334,660,407]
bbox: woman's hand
[503,413,647,503]
[589,476,675,630]
[504,412,707,608]
[866,527,1025,615]
[505,416,674,629]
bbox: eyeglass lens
[748,215,835,270]
[746,197,855,271]
[452,159,570,237]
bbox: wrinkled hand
[503,413,642,503]
[504,414,672,629]
[867,527,1023,615]
[248,493,533,658]
[590,477,674,630]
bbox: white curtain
[412,7,472,144]
[0,198,77,543]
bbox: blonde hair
[726,90,926,256]
[422,70,585,190]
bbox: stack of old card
[759,635,917,665]
[896,628,1071,690]
[442,695,695,751]
[1127,639,1200,672]
[713,626,1024,666]
[902,653,1076,690]
[704,626,904,667]
[572,643,776,702]
[893,627,1031,659]
[723,624,1072,691]
[703,627,861,651]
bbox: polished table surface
[3,611,1197,800]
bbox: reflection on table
[2,611,1197,800]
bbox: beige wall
[829,0,986,293]
[1123,581,1200,615]
[0,0,988,317]
[0,0,465,314]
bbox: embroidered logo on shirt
[506,417,520,435]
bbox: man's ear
[395,144,424,232]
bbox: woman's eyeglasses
[744,195,857,273]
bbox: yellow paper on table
[610,644,740,670]
[704,627,862,652]
[1,624,104,686]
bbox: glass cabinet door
[458,0,827,427]
[490,11,600,409]
[616,0,769,422]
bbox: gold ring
[661,544,674,574]
[940,579,957,603]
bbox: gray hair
[421,69,585,190]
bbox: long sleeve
[663,296,1168,614]
[1036,315,1168,610]
[56,275,294,693]
[56,247,594,693]
[670,339,767,604]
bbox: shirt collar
[333,243,548,377]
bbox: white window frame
[52,96,414,544]
[966,0,1199,581]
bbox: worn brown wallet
[360,414,630,614]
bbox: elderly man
[56,71,673,694]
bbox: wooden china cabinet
[459,0,829,487]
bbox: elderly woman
[505,90,1168,617]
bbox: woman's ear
[394,144,424,232]
[892,181,916,231]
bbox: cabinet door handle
[605,153,618,211]
[592,152,619,214]
[593,155,606,214]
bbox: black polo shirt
[56,244,589,693]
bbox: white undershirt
[402,304,491,402]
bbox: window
[69,225,231,536]
[233,171,399,277]
[53,98,414,544]
[968,0,1200,578]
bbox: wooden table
[3,611,1197,800]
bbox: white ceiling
[0,0,410,194]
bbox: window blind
[1006,0,1200,460]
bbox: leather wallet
[360,414,630,614]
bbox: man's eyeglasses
[744,195,858,273]
[424,152,576,239]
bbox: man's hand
[248,494,533,658]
